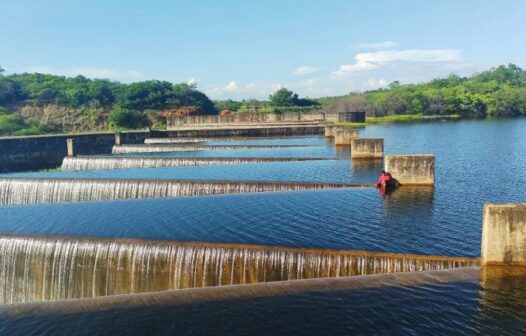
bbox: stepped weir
[112,144,321,154]
[61,156,337,171]
[0,234,479,304]
[0,178,373,206]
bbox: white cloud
[332,49,463,77]
[20,66,143,81]
[352,41,399,50]
[293,66,321,76]
[224,81,239,92]
[187,78,198,86]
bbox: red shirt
[378,173,391,185]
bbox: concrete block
[384,155,434,185]
[324,126,335,138]
[115,132,122,146]
[351,138,384,159]
[334,127,359,145]
[66,138,75,157]
[481,204,526,266]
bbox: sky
[1,0,526,100]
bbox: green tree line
[332,64,526,118]
[1,64,525,136]
[0,72,216,133]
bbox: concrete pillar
[481,204,526,266]
[115,132,122,146]
[384,155,434,185]
[334,127,359,145]
[324,126,335,138]
[351,138,384,159]
[66,138,75,157]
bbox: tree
[108,105,149,130]
[269,88,298,106]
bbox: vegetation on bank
[320,64,526,118]
[1,64,525,136]
[337,114,461,127]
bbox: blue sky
[1,0,525,99]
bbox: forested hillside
[1,64,525,136]
[0,70,216,135]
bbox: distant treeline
[217,64,526,118]
[320,64,526,118]
[0,73,216,113]
[0,64,525,136]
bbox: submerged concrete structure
[334,127,359,145]
[384,155,435,185]
[481,204,526,266]
[351,138,384,159]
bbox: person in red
[376,170,392,188]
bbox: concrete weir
[61,156,337,171]
[112,144,321,154]
[334,127,359,145]
[481,204,526,266]
[324,126,335,138]
[384,155,435,185]
[0,178,374,206]
[351,138,384,159]
[0,233,478,304]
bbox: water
[0,178,370,205]
[61,156,336,171]
[112,144,322,154]
[0,234,475,304]
[2,268,526,335]
[0,118,525,333]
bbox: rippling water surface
[1,119,525,334]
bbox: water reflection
[351,159,383,183]
[477,266,526,334]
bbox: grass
[336,114,461,127]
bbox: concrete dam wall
[0,178,373,206]
[0,131,149,173]
[61,156,336,171]
[0,234,478,304]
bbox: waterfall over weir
[62,156,336,171]
[112,144,321,154]
[0,234,479,304]
[144,138,204,144]
[0,178,373,206]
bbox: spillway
[112,144,321,154]
[0,234,479,304]
[0,178,373,205]
[61,156,337,171]
[144,138,204,144]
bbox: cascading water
[0,178,373,205]
[0,234,479,304]
[112,144,322,154]
[61,156,336,171]
[144,138,205,144]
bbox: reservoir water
[0,118,525,334]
